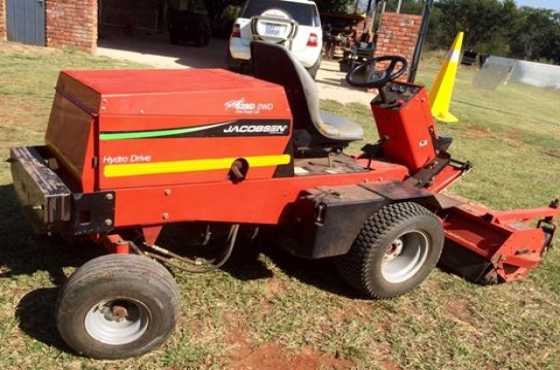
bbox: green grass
[1,42,560,370]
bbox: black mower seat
[251,41,364,150]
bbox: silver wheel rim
[381,230,430,284]
[84,298,149,345]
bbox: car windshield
[242,0,319,26]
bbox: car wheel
[307,56,322,80]
[56,254,181,359]
[226,47,243,71]
[195,30,210,47]
[169,30,180,45]
[336,202,444,299]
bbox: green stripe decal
[99,122,230,141]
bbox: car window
[242,0,319,26]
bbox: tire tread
[336,202,442,299]
[56,254,181,359]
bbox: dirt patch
[263,278,286,300]
[446,298,481,334]
[501,129,524,146]
[377,320,392,334]
[422,278,440,292]
[226,326,254,361]
[328,301,374,323]
[255,278,286,320]
[374,343,403,370]
[462,124,493,139]
[187,318,206,336]
[257,299,273,320]
[446,299,471,322]
[228,343,354,370]
[225,318,354,370]
[382,360,403,370]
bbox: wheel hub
[384,238,404,261]
[111,305,128,322]
[381,230,430,284]
[85,298,149,345]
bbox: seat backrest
[251,41,325,143]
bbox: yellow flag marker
[429,32,464,123]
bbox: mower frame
[8,50,559,359]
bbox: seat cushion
[318,111,365,141]
[251,41,364,146]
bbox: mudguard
[286,182,439,259]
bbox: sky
[516,0,560,10]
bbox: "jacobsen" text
[223,125,288,134]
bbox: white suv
[227,0,323,78]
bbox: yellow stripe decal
[104,155,291,178]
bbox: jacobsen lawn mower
[9,42,559,359]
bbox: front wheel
[336,202,444,299]
[56,254,181,359]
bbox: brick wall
[374,12,422,79]
[46,0,97,53]
[0,0,6,41]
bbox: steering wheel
[346,55,409,89]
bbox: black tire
[56,254,181,359]
[169,30,180,45]
[226,47,243,72]
[307,56,322,80]
[336,202,444,299]
[202,34,211,47]
[195,29,211,47]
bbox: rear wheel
[307,56,322,80]
[56,254,180,359]
[226,47,242,71]
[195,25,211,47]
[169,29,180,45]
[336,202,444,299]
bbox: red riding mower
[9,42,559,359]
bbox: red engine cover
[47,69,293,191]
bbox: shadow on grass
[265,251,364,299]
[15,288,70,351]
[0,184,102,353]
[256,233,364,299]
[157,223,275,281]
[221,245,275,281]
[157,224,360,297]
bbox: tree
[315,0,356,14]
[421,0,560,64]
[428,0,518,54]
[510,7,560,63]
